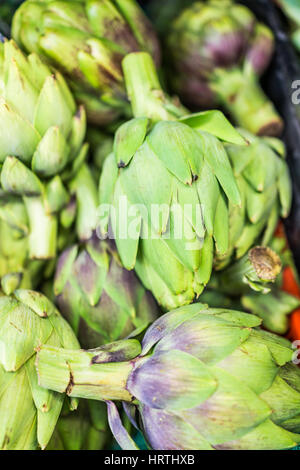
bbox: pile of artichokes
[0,0,299,451]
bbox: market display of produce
[0,0,300,452]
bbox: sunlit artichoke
[99,52,248,310]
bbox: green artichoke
[99,51,248,310]
[36,303,300,450]
[166,0,283,136]
[0,39,99,261]
[0,288,80,450]
[12,0,160,126]
[54,234,159,348]
[215,130,292,268]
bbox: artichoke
[54,233,159,349]
[99,51,248,310]
[0,39,99,261]
[0,288,80,450]
[37,303,300,450]
[12,0,160,126]
[215,130,292,268]
[166,0,283,136]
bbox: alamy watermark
[291,80,300,104]
[292,340,300,365]
[95,196,205,250]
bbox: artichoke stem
[24,196,57,260]
[212,68,283,136]
[36,344,139,403]
[216,246,282,295]
[122,52,183,122]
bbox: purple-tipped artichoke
[166,0,283,136]
[37,303,300,450]
[12,0,160,126]
[54,233,159,348]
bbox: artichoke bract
[99,51,247,310]
[36,303,300,450]
[0,289,80,450]
[12,0,160,126]
[0,39,99,261]
[0,215,45,292]
[54,234,159,348]
[166,0,283,136]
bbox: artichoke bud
[99,52,245,309]
[218,131,292,264]
[54,235,158,348]
[36,304,300,450]
[166,1,282,136]
[0,289,80,450]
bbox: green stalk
[122,52,185,122]
[36,345,136,402]
[212,68,283,136]
[24,196,57,259]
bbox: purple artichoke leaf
[106,401,139,450]
[91,339,141,364]
[140,404,213,450]
[141,303,206,355]
[153,315,253,366]
[127,349,217,411]
[123,402,140,431]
